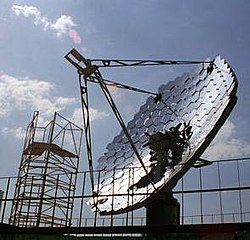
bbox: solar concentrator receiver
[88,56,237,214]
[64,50,237,215]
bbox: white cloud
[1,106,109,140]
[89,108,110,122]
[12,5,76,37]
[0,74,109,139]
[202,120,250,160]
[72,108,109,126]
[12,5,39,18]
[12,5,50,30]
[0,74,75,117]
[1,127,26,139]
[51,15,76,36]
[55,96,76,106]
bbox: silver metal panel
[90,56,238,214]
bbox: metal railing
[0,157,250,228]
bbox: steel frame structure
[64,49,209,192]
[10,111,83,227]
[65,49,236,213]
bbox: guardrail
[0,157,249,228]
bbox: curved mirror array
[89,56,238,214]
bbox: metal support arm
[65,48,156,190]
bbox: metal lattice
[10,111,83,227]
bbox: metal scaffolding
[9,111,83,227]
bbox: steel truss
[10,111,83,227]
[64,49,161,191]
[64,49,214,194]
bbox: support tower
[10,111,83,227]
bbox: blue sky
[1,0,250,177]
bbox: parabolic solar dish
[89,56,238,214]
